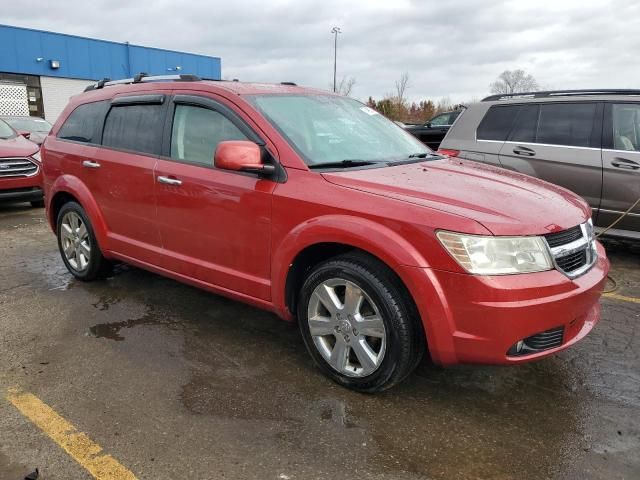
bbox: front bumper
[0,169,44,203]
[401,241,609,365]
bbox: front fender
[271,214,431,319]
[48,175,109,252]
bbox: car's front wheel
[298,252,424,392]
[56,201,111,281]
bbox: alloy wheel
[307,278,386,377]
[60,211,91,272]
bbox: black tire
[297,252,425,393]
[30,199,45,208]
[56,201,112,281]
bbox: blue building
[0,24,221,121]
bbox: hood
[321,158,590,236]
[0,135,39,158]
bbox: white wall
[40,76,93,123]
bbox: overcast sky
[4,0,640,103]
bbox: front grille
[544,225,583,248]
[0,157,38,177]
[543,222,595,278]
[556,249,588,273]
[523,326,564,350]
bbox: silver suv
[439,90,640,241]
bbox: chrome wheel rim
[307,278,386,378]
[60,212,91,272]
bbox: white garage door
[40,77,94,123]
[0,83,29,116]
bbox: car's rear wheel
[298,252,424,392]
[56,201,111,281]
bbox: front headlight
[437,231,553,275]
[31,150,42,163]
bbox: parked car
[42,75,608,392]
[0,118,43,207]
[1,115,52,145]
[404,110,462,150]
[439,90,640,241]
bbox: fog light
[515,340,524,353]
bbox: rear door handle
[513,146,536,157]
[82,160,101,169]
[157,175,182,186]
[611,157,640,170]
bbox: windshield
[3,117,52,133]
[0,119,16,139]
[248,94,431,166]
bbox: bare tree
[489,69,540,95]
[394,72,410,106]
[335,76,356,96]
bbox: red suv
[0,118,43,207]
[42,74,609,392]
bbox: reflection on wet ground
[0,205,638,479]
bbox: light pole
[331,26,341,93]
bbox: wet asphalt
[0,203,638,480]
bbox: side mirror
[18,130,31,139]
[214,140,275,175]
[425,122,432,128]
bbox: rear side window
[536,103,597,147]
[57,101,108,144]
[102,104,165,155]
[509,105,539,143]
[477,106,519,141]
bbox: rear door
[153,94,275,300]
[600,103,640,234]
[498,102,604,217]
[88,94,168,263]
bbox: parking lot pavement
[0,204,638,480]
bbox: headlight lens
[437,231,553,275]
[32,150,42,163]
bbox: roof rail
[84,73,202,92]
[482,89,640,102]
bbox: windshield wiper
[309,159,382,169]
[408,152,436,158]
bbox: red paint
[42,80,609,366]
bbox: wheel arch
[48,175,109,251]
[273,215,430,321]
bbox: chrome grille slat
[0,157,38,177]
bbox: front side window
[0,119,16,139]
[536,103,596,148]
[57,101,108,144]
[612,104,640,151]
[102,104,165,155]
[477,105,520,141]
[429,114,450,126]
[248,94,429,166]
[170,105,248,166]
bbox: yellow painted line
[6,388,137,480]
[603,292,640,304]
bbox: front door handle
[513,146,536,157]
[157,175,182,186]
[612,157,640,170]
[82,160,101,169]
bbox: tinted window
[170,105,248,166]
[612,104,640,151]
[477,106,519,141]
[509,105,538,143]
[102,104,165,155]
[57,101,107,143]
[536,103,596,147]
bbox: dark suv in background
[404,110,462,150]
[439,90,640,241]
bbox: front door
[600,103,640,234]
[154,95,275,300]
[498,102,604,218]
